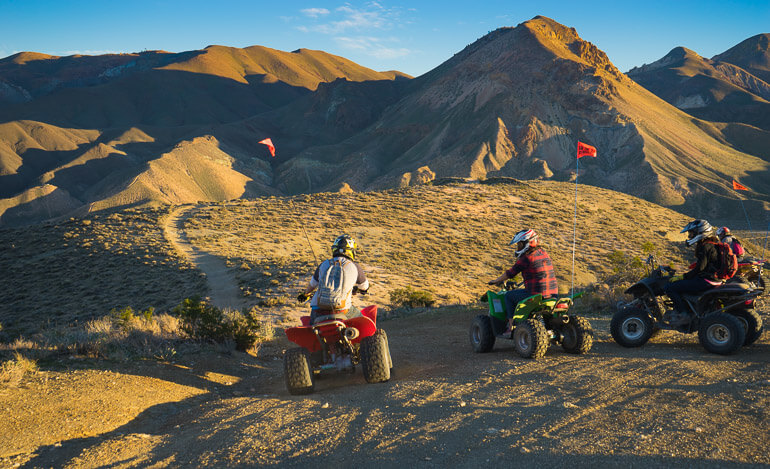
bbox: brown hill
[0,46,409,128]
[269,17,770,218]
[628,45,770,131]
[0,47,410,225]
[713,33,770,83]
[1,17,769,227]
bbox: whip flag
[571,140,597,297]
[577,141,597,158]
[259,138,276,157]
[732,180,748,191]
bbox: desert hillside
[1,181,768,468]
[0,180,697,338]
[1,17,769,227]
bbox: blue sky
[1,1,768,77]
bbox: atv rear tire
[731,308,763,346]
[361,329,391,383]
[513,319,549,359]
[611,305,654,348]
[560,316,594,354]
[380,329,394,369]
[470,315,495,353]
[284,347,315,395]
[698,312,746,355]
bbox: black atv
[611,255,764,355]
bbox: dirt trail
[2,308,768,468]
[163,206,244,311]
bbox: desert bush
[0,352,38,387]
[173,296,269,351]
[389,286,436,308]
[576,242,661,315]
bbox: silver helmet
[681,219,714,246]
[509,229,538,257]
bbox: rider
[716,226,745,259]
[664,219,722,324]
[488,229,558,334]
[298,234,369,324]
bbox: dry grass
[0,303,275,383]
[180,180,696,316]
[0,205,207,337]
[0,352,38,387]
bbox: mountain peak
[628,46,703,75]
[713,33,770,82]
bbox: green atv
[470,283,594,359]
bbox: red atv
[283,305,392,395]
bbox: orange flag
[732,180,748,191]
[259,138,276,157]
[577,141,597,158]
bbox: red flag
[732,180,748,191]
[577,141,597,159]
[258,138,276,157]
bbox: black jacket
[683,239,720,281]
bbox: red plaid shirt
[505,247,558,297]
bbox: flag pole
[739,198,752,232]
[571,155,578,297]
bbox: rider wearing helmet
[488,229,558,334]
[664,219,722,324]
[298,234,370,324]
[716,226,745,259]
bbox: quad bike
[611,255,764,355]
[470,281,594,359]
[283,304,392,395]
[737,257,766,292]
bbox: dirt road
[2,307,768,468]
[162,206,245,311]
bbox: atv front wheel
[698,312,746,355]
[470,315,495,353]
[560,316,594,354]
[513,319,549,359]
[284,347,315,395]
[361,329,391,383]
[731,308,763,346]
[611,306,654,348]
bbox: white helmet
[681,219,714,246]
[509,229,538,257]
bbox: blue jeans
[504,290,532,320]
[664,277,713,313]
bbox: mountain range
[1,16,768,226]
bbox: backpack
[730,238,745,257]
[706,241,738,280]
[316,258,352,310]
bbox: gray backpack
[316,258,352,310]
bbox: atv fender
[625,282,656,298]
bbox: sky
[1,0,768,77]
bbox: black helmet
[681,219,714,246]
[332,234,358,260]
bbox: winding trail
[163,205,245,311]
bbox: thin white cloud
[335,36,411,59]
[301,8,330,18]
[297,2,404,35]
[64,49,120,56]
[296,3,415,60]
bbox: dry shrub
[0,352,38,387]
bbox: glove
[297,292,309,303]
[670,275,683,282]
[488,280,500,286]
